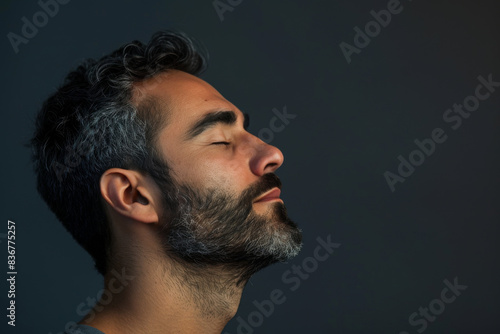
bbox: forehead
[132,70,240,126]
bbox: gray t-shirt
[65,324,105,334]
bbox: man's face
[135,70,302,278]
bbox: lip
[254,188,282,203]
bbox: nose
[248,135,284,176]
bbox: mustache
[242,173,282,203]
[166,173,283,213]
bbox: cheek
[193,157,252,194]
[205,159,241,189]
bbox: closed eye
[212,141,230,146]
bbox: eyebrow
[184,110,250,141]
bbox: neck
[80,255,246,334]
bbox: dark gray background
[1,0,499,333]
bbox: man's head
[31,31,301,283]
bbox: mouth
[254,188,282,203]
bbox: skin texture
[83,70,292,334]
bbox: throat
[169,260,246,321]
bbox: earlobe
[100,168,160,224]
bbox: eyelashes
[211,141,230,146]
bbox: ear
[100,168,160,224]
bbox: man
[31,31,302,334]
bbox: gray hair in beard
[156,173,303,285]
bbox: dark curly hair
[31,31,207,275]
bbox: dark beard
[156,173,302,284]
